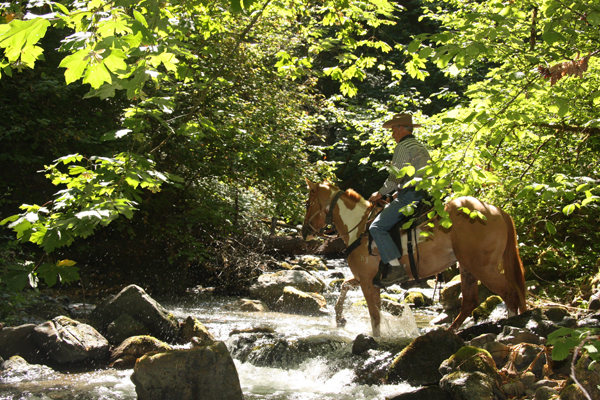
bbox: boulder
[130,341,243,400]
[274,286,327,316]
[248,270,325,306]
[223,299,269,312]
[0,355,56,384]
[439,278,494,310]
[110,335,172,369]
[0,324,47,364]
[33,316,110,365]
[181,316,214,344]
[439,371,496,400]
[387,329,464,386]
[90,284,179,343]
[381,299,410,317]
[105,312,151,345]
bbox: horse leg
[335,277,360,327]
[360,280,382,337]
[449,268,479,331]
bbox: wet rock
[105,312,151,345]
[228,333,350,369]
[131,341,243,400]
[381,298,411,317]
[274,286,327,316]
[472,296,503,322]
[229,326,275,336]
[497,325,543,345]
[514,343,547,375]
[181,316,214,344]
[329,278,344,290]
[248,270,325,306]
[457,322,502,341]
[439,370,496,400]
[0,355,56,384]
[223,298,269,312]
[387,328,464,386]
[110,335,172,369]
[0,324,47,364]
[389,385,452,400]
[439,346,500,385]
[352,333,379,355]
[327,271,345,279]
[33,316,109,365]
[403,291,433,307]
[90,284,180,343]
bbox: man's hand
[369,192,382,203]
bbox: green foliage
[547,327,600,368]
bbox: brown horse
[301,179,527,337]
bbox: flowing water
[0,259,440,400]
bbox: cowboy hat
[382,113,422,129]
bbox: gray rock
[131,341,243,400]
[33,316,110,365]
[502,380,526,397]
[106,313,150,345]
[0,324,47,364]
[387,329,464,386]
[248,270,325,306]
[440,371,496,400]
[90,284,179,343]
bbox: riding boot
[373,260,409,288]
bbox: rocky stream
[1,256,600,400]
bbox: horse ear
[305,178,317,191]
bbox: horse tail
[501,210,527,313]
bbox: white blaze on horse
[302,179,527,337]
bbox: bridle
[304,189,343,236]
[304,188,377,241]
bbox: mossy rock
[472,295,503,322]
[404,291,433,307]
[439,346,499,383]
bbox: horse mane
[344,188,363,203]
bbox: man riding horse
[369,113,431,288]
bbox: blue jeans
[369,188,426,264]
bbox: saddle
[369,195,434,282]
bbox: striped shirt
[378,135,431,195]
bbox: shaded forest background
[1,0,599,317]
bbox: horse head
[301,179,335,241]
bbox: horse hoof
[336,318,347,327]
